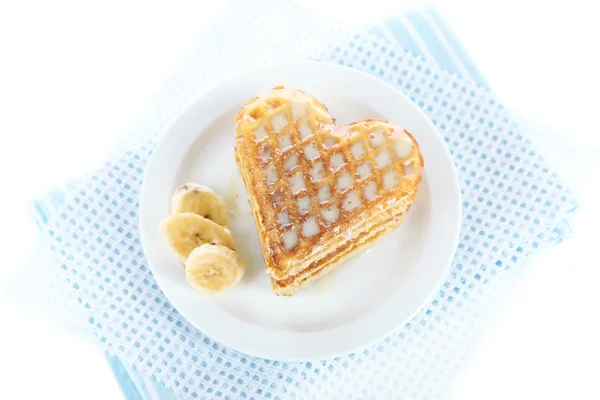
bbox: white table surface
[0,1,598,399]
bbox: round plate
[139,61,461,361]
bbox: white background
[0,0,599,399]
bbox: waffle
[234,86,424,295]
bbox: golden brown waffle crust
[271,211,408,296]
[234,86,424,293]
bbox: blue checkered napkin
[26,3,577,400]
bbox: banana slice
[185,244,246,294]
[159,212,235,261]
[171,183,228,227]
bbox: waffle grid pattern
[241,97,419,257]
[11,0,577,398]
[247,98,334,250]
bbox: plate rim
[139,60,462,361]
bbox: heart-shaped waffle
[235,86,424,295]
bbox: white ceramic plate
[139,61,461,361]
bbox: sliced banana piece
[171,183,228,227]
[185,244,246,294]
[159,212,235,261]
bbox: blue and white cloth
[23,2,579,399]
